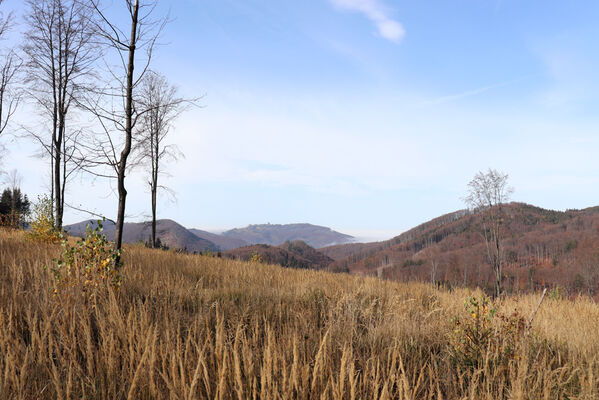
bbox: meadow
[1,228,599,399]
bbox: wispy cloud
[329,0,405,43]
[420,77,529,106]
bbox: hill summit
[221,223,354,248]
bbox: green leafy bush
[449,295,528,371]
[26,194,61,243]
[48,221,121,302]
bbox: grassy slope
[1,228,599,399]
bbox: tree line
[0,0,196,264]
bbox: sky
[2,0,599,241]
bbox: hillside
[2,228,599,398]
[222,223,354,248]
[327,203,599,295]
[189,228,248,251]
[223,240,334,270]
[65,219,217,252]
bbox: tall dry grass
[1,227,598,399]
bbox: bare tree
[464,168,514,298]
[0,51,20,138]
[22,0,98,230]
[0,1,21,159]
[82,0,165,264]
[134,71,191,248]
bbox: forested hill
[323,203,599,296]
[65,219,218,253]
[222,240,334,270]
[221,223,354,248]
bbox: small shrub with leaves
[26,194,61,243]
[549,285,564,300]
[449,295,528,371]
[48,221,122,302]
[249,251,263,263]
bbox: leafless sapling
[134,70,192,248]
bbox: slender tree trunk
[51,95,58,228]
[150,130,158,248]
[61,127,67,228]
[151,181,156,248]
[50,145,54,214]
[114,0,139,265]
[493,226,501,298]
[54,115,64,230]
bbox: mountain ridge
[65,220,354,254]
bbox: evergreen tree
[0,187,31,227]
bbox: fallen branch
[528,288,547,327]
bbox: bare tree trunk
[150,141,158,247]
[114,0,139,264]
[151,180,157,248]
[50,145,54,215]
[54,131,62,229]
[61,129,67,228]
[494,229,502,298]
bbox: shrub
[26,194,61,243]
[564,240,578,253]
[48,220,122,302]
[249,251,263,263]
[449,295,528,371]
[549,285,564,300]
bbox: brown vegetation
[224,240,334,270]
[326,203,599,297]
[1,228,599,398]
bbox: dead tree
[22,0,98,230]
[134,71,191,248]
[464,168,514,298]
[83,0,165,264]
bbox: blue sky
[3,0,599,240]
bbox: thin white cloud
[420,77,530,106]
[329,0,405,43]
[422,83,505,106]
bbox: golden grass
[1,228,599,399]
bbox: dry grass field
[1,227,599,399]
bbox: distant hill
[222,223,354,248]
[65,220,352,253]
[223,240,334,270]
[65,219,217,253]
[188,228,248,251]
[325,203,599,295]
